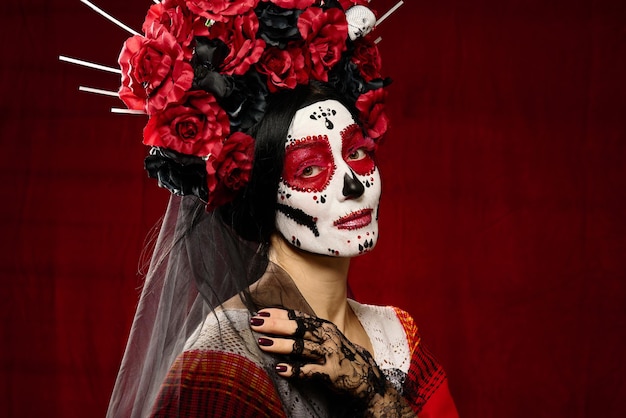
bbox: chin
[296,224,379,258]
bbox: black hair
[220,81,357,244]
[160,82,360,314]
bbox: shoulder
[153,349,285,418]
[348,301,420,354]
[185,309,257,356]
[153,309,286,417]
[348,300,412,326]
[348,301,418,381]
[350,301,459,417]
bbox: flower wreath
[118,0,391,210]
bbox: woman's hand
[250,308,417,416]
[250,308,387,403]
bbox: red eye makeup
[282,135,335,192]
[341,124,376,175]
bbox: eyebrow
[285,135,329,151]
[340,124,362,144]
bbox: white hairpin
[58,55,121,74]
[79,86,120,97]
[80,0,141,36]
[62,0,403,116]
[376,1,404,26]
[111,108,146,115]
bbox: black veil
[106,195,268,417]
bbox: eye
[347,148,368,161]
[300,165,324,178]
[282,136,334,192]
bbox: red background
[3,0,625,416]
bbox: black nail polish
[275,364,288,373]
[250,317,264,326]
[258,337,274,346]
[258,311,271,317]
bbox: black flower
[219,71,269,131]
[328,48,391,104]
[191,37,235,98]
[255,3,303,49]
[144,147,208,201]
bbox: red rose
[298,7,348,82]
[266,0,316,8]
[187,0,259,23]
[118,25,194,114]
[205,132,255,210]
[197,10,266,76]
[351,35,382,82]
[338,0,371,9]
[355,88,389,140]
[256,46,308,92]
[143,91,230,157]
[143,0,195,57]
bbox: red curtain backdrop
[2,0,625,416]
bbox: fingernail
[258,311,271,317]
[275,364,288,373]
[258,337,274,347]
[250,317,264,326]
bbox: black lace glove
[250,308,417,417]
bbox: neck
[268,234,352,330]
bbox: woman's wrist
[363,381,417,418]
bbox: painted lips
[333,209,373,230]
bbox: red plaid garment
[394,307,458,417]
[152,308,457,417]
[152,350,286,417]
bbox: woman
[106,1,457,417]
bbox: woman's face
[275,99,381,257]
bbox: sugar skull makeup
[345,5,377,41]
[276,100,381,257]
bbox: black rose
[219,71,269,132]
[145,147,208,201]
[255,3,303,49]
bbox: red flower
[197,10,266,76]
[298,7,348,82]
[338,0,371,10]
[143,91,230,157]
[206,132,255,210]
[143,0,195,57]
[118,25,194,114]
[256,45,308,92]
[355,88,389,140]
[351,35,382,82]
[187,0,259,23]
[266,0,316,8]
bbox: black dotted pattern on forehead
[277,203,320,237]
[309,105,338,130]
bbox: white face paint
[276,99,381,257]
